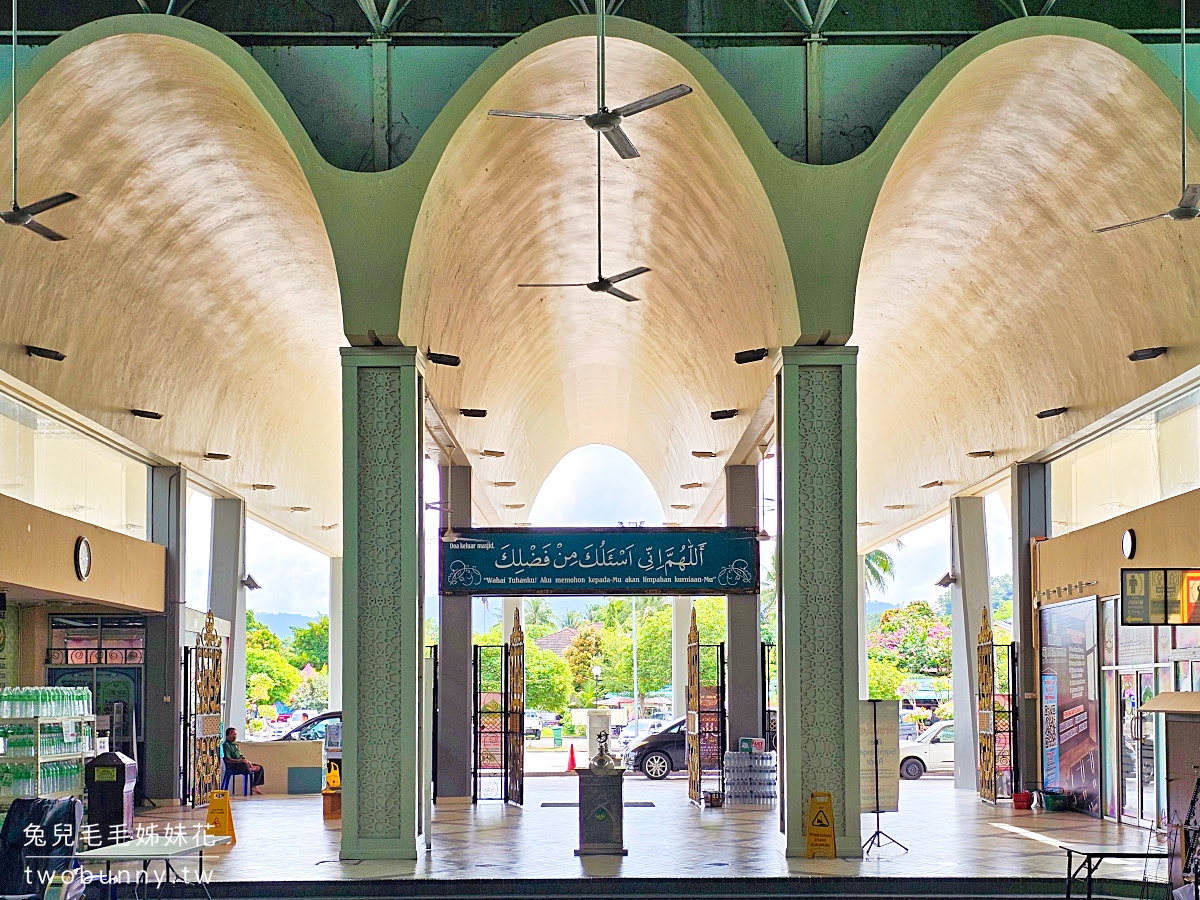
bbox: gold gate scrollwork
[193,611,224,806]
[977,608,997,804]
[506,610,525,806]
[686,609,702,805]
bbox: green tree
[291,671,330,710]
[288,615,329,669]
[525,645,572,713]
[760,555,777,643]
[560,609,589,629]
[867,658,906,699]
[246,610,282,652]
[863,547,899,597]
[246,646,301,704]
[523,598,558,629]
[563,626,604,691]
[247,672,273,706]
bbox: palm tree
[523,597,558,629]
[560,609,589,629]
[863,543,902,597]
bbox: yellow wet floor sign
[206,789,236,845]
[805,792,836,859]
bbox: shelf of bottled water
[0,687,93,718]
[0,760,84,800]
[722,751,778,804]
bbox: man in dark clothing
[222,728,265,794]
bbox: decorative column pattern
[777,346,860,857]
[341,347,424,860]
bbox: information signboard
[1121,568,1200,625]
[440,527,760,596]
[859,699,899,813]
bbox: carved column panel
[340,347,424,860]
[777,346,861,857]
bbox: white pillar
[502,597,521,642]
[329,557,343,710]
[208,498,247,737]
[950,495,989,791]
[672,597,693,718]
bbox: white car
[614,718,666,750]
[898,720,954,780]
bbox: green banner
[440,527,760,596]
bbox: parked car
[524,710,543,738]
[898,719,954,779]
[621,716,687,780]
[273,709,340,742]
[613,718,667,751]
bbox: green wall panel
[822,44,945,164]
[388,45,494,164]
[249,45,374,172]
[700,45,806,161]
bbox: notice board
[1039,597,1101,816]
[859,699,900,813]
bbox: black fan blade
[607,266,649,284]
[611,84,693,118]
[19,192,78,217]
[23,219,67,241]
[518,282,590,287]
[603,125,640,160]
[488,110,586,121]
[1092,212,1171,234]
[1182,184,1200,209]
[604,285,641,302]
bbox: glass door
[1118,670,1160,827]
[1138,672,1158,828]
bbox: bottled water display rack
[0,715,97,809]
[722,750,778,804]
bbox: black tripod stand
[862,698,907,856]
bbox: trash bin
[552,726,563,748]
[84,752,136,846]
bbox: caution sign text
[804,791,837,859]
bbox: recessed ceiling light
[691,451,717,459]
[427,350,461,367]
[680,482,703,489]
[460,408,487,418]
[1037,407,1069,419]
[710,409,739,421]
[1128,346,1167,362]
[481,449,505,458]
[130,408,163,420]
[289,506,311,512]
[515,522,532,527]
[967,450,994,459]
[884,504,905,510]
[504,503,525,509]
[494,481,516,488]
[25,345,65,361]
[734,348,769,365]
[663,521,680,526]
[671,504,691,510]
[919,480,944,489]
[857,521,874,526]
[251,483,276,491]
[320,523,340,530]
[204,452,231,461]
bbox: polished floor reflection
[118,776,1167,883]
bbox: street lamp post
[592,664,602,703]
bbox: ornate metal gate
[182,611,224,807]
[506,612,525,806]
[472,612,524,804]
[687,609,727,805]
[761,642,778,752]
[978,611,1018,803]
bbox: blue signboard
[440,527,760,596]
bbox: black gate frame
[472,615,524,806]
[426,644,439,802]
[687,609,727,804]
[761,642,777,752]
[978,614,1019,803]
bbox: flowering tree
[866,600,953,677]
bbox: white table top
[76,834,231,861]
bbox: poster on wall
[1039,597,1101,816]
[859,700,900,813]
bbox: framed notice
[1121,568,1200,625]
[860,699,899,813]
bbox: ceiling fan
[1094,0,1196,233]
[518,131,650,301]
[488,1,692,159]
[1,0,77,241]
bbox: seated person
[222,727,265,794]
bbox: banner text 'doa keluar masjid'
[439,527,760,596]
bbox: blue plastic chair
[219,744,250,796]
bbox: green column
[340,346,424,860]
[776,345,861,857]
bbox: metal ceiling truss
[778,0,838,35]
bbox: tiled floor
[118,776,1170,883]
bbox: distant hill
[865,600,897,617]
[252,611,318,640]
